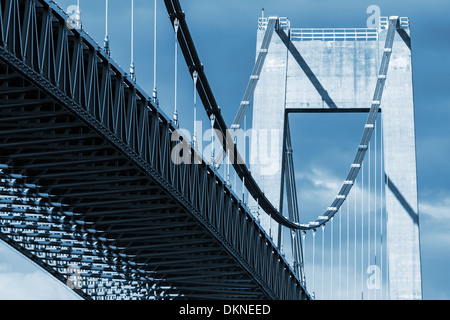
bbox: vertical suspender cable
[330,217,333,299]
[256,198,260,222]
[234,137,237,191]
[302,231,306,285]
[242,177,246,204]
[368,139,371,300]
[346,195,349,300]
[339,207,342,300]
[193,71,198,149]
[223,150,226,181]
[242,114,247,204]
[321,225,325,300]
[210,114,215,167]
[361,161,364,299]
[280,226,284,257]
[244,114,247,163]
[312,229,316,299]
[153,0,158,104]
[384,198,390,300]
[131,0,134,63]
[269,213,272,240]
[104,0,110,56]
[373,114,378,300]
[285,159,295,271]
[380,115,385,300]
[130,0,136,83]
[224,142,229,184]
[380,114,385,300]
[354,176,357,299]
[380,114,383,299]
[226,149,230,185]
[173,18,180,127]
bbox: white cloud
[0,242,80,300]
[0,271,80,300]
[294,164,385,222]
[296,166,343,210]
[419,197,450,222]
[297,166,342,191]
[417,195,450,251]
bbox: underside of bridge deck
[0,61,273,300]
[0,0,308,301]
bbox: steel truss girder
[0,0,308,300]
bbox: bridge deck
[0,0,308,300]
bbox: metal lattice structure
[0,0,309,300]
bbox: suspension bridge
[0,0,422,300]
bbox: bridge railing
[290,28,378,41]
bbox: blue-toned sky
[0,0,449,300]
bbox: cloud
[295,164,384,220]
[420,197,450,222]
[297,166,342,192]
[0,271,80,300]
[418,195,450,252]
[0,242,80,300]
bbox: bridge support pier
[380,25,422,300]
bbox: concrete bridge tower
[250,16,422,299]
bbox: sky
[0,0,449,300]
